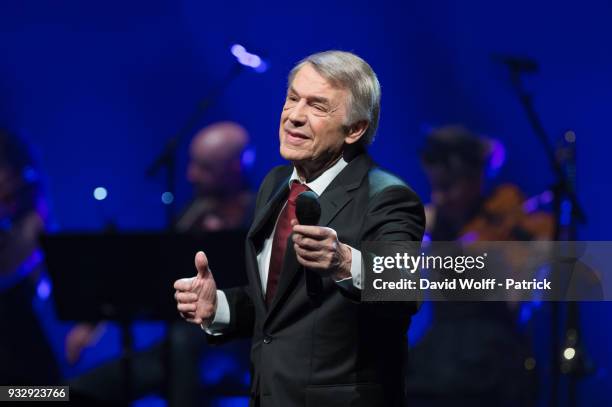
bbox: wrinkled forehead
[289,63,349,103]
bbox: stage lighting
[161,191,174,205]
[231,44,268,73]
[563,347,576,360]
[93,187,108,201]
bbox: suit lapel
[317,186,353,226]
[318,153,372,226]
[247,174,290,306]
[266,154,373,317]
[248,180,290,241]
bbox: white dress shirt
[205,157,362,333]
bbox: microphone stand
[145,62,245,228]
[505,63,587,407]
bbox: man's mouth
[285,130,310,145]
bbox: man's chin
[280,145,310,162]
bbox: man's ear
[344,120,369,145]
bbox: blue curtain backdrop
[1,0,611,404]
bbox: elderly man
[174,50,425,407]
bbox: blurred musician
[176,121,254,232]
[406,125,539,406]
[67,121,255,406]
[0,128,60,385]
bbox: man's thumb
[195,251,210,278]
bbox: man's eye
[287,95,298,102]
[312,104,326,112]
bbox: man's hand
[291,220,352,280]
[173,251,218,327]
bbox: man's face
[279,64,350,168]
[425,165,483,221]
[187,151,225,197]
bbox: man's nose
[288,100,307,125]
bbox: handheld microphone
[295,191,321,226]
[295,191,323,304]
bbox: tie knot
[288,181,309,204]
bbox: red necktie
[265,181,309,306]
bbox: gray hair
[288,50,381,146]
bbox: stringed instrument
[460,183,555,242]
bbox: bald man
[68,122,255,406]
[176,121,254,232]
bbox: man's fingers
[293,225,330,239]
[195,251,210,278]
[294,244,322,261]
[179,311,202,325]
[175,291,197,303]
[173,277,194,291]
[179,311,196,320]
[185,316,203,325]
[292,234,323,251]
[295,253,319,270]
[177,303,197,313]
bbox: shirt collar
[289,157,348,196]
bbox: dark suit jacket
[207,153,425,407]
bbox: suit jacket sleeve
[340,183,425,316]
[204,286,256,346]
[362,185,425,242]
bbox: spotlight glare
[231,44,267,72]
[230,44,245,57]
[563,347,576,360]
[161,192,174,205]
[93,187,108,201]
[524,357,536,371]
[241,148,256,168]
[37,277,52,300]
[488,138,506,171]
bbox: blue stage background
[1,1,611,405]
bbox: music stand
[40,231,247,404]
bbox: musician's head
[0,128,45,221]
[187,121,250,197]
[279,50,380,179]
[420,125,489,219]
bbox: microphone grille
[295,191,321,226]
